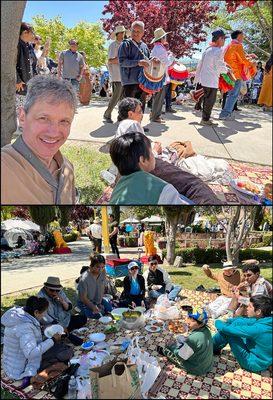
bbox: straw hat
[93,217,101,224]
[110,25,130,40]
[151,28,171,44]
[44,276,62,290]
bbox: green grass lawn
[1,263,272,399]
[61,142,111,203]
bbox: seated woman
[77,254,113,319]
[119,261,146,308]
[109,132,193,204]
[158,308,214,376]
[1,296,62,382]
[213,295,272,373]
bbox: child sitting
[158,308,213,376]
[109,132,193,205]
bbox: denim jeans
[165,83,172,110]
[64,78,80,93]
[77,297,113,319]
[219,79,242,117]
[149,284,182,301]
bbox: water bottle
[68,375,77,399]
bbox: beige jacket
[1,136,76,204]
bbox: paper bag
[90,361,141,399]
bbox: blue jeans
[149,285,182,301]
[219,79,242,117]
[64,78,79,93]
[165,83,172,110]
[213,331,254,371]
[77,298,113,319]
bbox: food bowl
[44,324,64,338]
[81,341,94,351]
[99,316,113,324]
[122,310,141,322]
[89,332,106,343]
[111,308,129,321]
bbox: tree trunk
[1,1,26,147]
[165,217,178,265]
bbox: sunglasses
[48,288,61,293]
[150,262,158,266]
[130,267,139,271]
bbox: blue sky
[23,0,210,59]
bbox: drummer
[150,28,175,123]
[118,20,150,129]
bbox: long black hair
[265,53,273,74]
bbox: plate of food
[89,332,106,343]
[230,179,262,197]
[104,324,119,334]
[168,321,188,334]
[72,327,89,336]
[145,325,161,333]
[44,324,64,338]
[99,316,113,324]
[81,340,94,351]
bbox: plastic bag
[207,295,232,318]
[127,337,161,398]
[154,294,180,320]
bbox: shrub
[63,230,79,242]
[162,248,272,264]
[250,232,272,248]
[125,236,138,247]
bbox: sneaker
[151,117,166,123]
[143,127,150,133]
[166,108,177,113]
[103,116,113,123]
[200,119,218,126]
[219,114,235,121]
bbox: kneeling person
[158,308,213,376]
[143,255,182,301]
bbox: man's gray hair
[131,21,145,30]
[24,75,78,114]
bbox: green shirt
[110,171,167,204]
[173,326,214,375]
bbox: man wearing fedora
[103,26,127,123]
[38,277,87,332]
[88,217,102,253]
[194,29,229,126]
[202,261,242,318]
[150,28,175,123]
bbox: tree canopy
[31,15,107,66]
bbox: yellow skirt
[258,67,272,107]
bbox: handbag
[90,361,141,399]
[47,363,80,399]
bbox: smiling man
[1,75,77,204]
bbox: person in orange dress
[79,51,92,106]
[258,53,272,109]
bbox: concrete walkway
[1,238,145,295]
[69,99,272,166]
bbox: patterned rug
[97,161,272,204]
[1,289,272,399]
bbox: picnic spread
[1,289,272,399]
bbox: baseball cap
[212,29,228,40]
[128,261,139,270]
[188,307,208,324]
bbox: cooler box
[105,260,142,278]
[140,254,163,264]
[107,258,131,266]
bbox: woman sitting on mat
[119,261,146,308]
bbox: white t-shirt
[108,41,121,82]
[89,223,102,239]
[194,46,228,88]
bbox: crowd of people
[2,255,272,384]
[1,21,272,205]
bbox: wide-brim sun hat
[128,261,139,270]
[151,27,171,44]
[110,25,129,40]
[44,276,63,290]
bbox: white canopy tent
[141,216,164,224]
[120,218,140,224]
[1,219,41,232]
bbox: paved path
[68,99,272,166]
[1,238,145,295]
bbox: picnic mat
[97,161,272,205]
[1,289,272,399]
